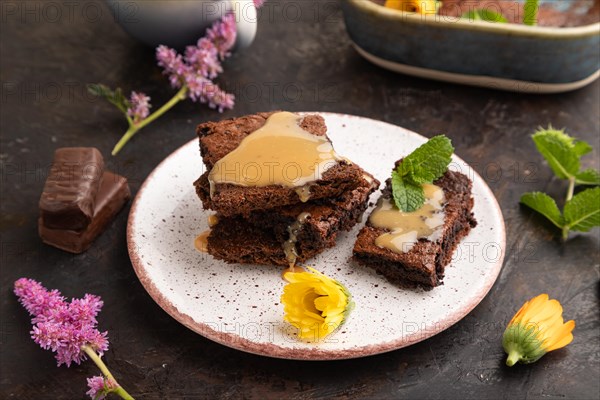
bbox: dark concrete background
[1,1,598,399]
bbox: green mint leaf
[520,192,564,228]
[532,127,581,180]
[392,171,425,213]
[461,9,507,23]
[523,0,539,25]
[397,157,416,180]
[88,83,130,114]
[563,187,600,232]
[576,169,600,186]
[391,135,453,211]
[402,135,454,183]
[573,140,593,157]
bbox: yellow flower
[503,294,575,366]
[281,267,353,340]
[384,0,440,15]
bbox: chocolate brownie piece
[353,169,476,288]
[206,174,379,266]
[195,112,365,216]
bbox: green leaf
[573,140,593,157]
[531,127,580,180]
[563,187,600,232]
[392,171,425,213]
[88,83,130,113]
[520,192,564,228]
[461,9,507,23]
[523,0,539,26]
[401,135,454,183]
[576,169,600,186]
[396,157,413,177]
[390,135,453,211]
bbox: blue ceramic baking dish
[341,0,600,93]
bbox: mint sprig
[391,135,454,212]
[461,9,507,23]
[462,0,539,26]
[520,192,563,228]
[523,0,540,26]
[576,169,600,186]
[520,127,600,240]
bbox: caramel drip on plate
[194,230,211,253]
[207,214,219,227]
[208,112,340,201]
[370,184,445,254]
[282,212,311,268]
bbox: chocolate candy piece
[39,171,131,254]
[40,147,104,231]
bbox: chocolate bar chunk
[39,171,131,253]
[40,147,104,231]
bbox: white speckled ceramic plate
[128,113,506,360]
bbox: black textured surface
[1,1,599,399]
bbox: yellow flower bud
[384,0,440,15]
[281,267,353,341]
[503,294,575,366]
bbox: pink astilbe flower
[69,294,104,324]
[184,74,212,102]
[184,74,234,112]
[154,11,238,112]
[205,12,237,60]
[86,375,119,400]
[14,278,109,367]
[87,376,107,400]
[208,88,235,112]
[127,92,151,124]
[156,45,190,88]
[14,277,65,317]
[14,278,133,399]
[253,0,266,7]
[185,38,222,79]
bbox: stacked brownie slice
[193,112,379,266]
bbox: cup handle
[229,0,257,50]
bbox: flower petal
[281,268,351,340]
[532,299,563,324]
[544,320,576,352]
[519,294,549,323]
[504,294,575,366]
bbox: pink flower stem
[112,86,189,156]
[81,345,135,400]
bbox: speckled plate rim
[127,113,506,361]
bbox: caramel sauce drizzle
[208,112,341,202]
[370,184,446,254]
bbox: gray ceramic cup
[105,0,257,50]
